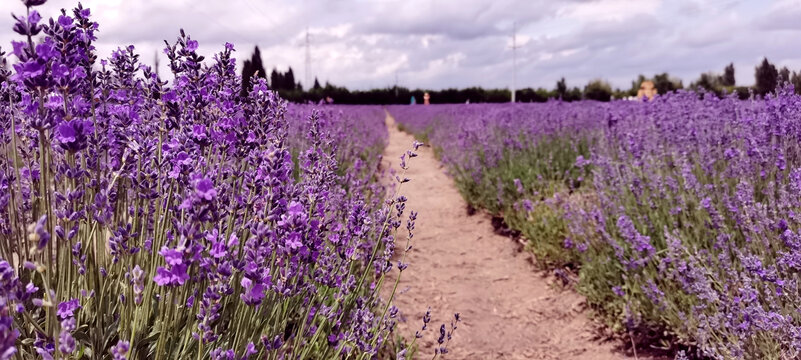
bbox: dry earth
[382,113,639,360]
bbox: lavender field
[0,2,452,359]
[390,90,801,359]
[2,1,800,360]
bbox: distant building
[423,92,430,105]
[637,80,657,101]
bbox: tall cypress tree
[721,63,735,87]
[755,57,778,96]
[285,68,295,91]
[779,66,791,84]
[240,46,267,96]
[250,46,266,79]
[240,59,252,97]
[270,68,281,90]
[555,77,567,99]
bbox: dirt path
[383,114,635,360]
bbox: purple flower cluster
[0,2,417,359]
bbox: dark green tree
[240,60,253,96]
[555,77,567,99]
[285,68,296,91]
[270,68,281,90]
[250,46,266,78]
[567,87,582,101]
[691,72,720,93]
[583,79,612,101]
[779,66,791,84]
[240,46,267,96]
[755,57,778,96]
[516,88,552,102]
[653,73,682,94]
[313,77,321,90]
[721,63,735,87]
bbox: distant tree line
[240,46,800,104]
[240,46,303,97]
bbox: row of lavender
[0,2,430,359]
[286,105,387,185]
[388,103,598,267]
[390,90,801,359]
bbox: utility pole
[510,22,520,103]
[305,27,311,90]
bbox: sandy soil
[382,114,636,360]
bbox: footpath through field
[383,113,635,360]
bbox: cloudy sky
[1,0,800,91]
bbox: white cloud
[0,0,795,91]
[556,0,663,22]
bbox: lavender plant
[392,89,801,359]
[285,105,387,184]
[388,103,598,268]
[0,2,434,359]
[568,89,801,359]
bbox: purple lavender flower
[159,247,183,266]
[131,266,144,305]
[418,307,431,336]
[185,39,199,52]
[33,335,53,360]
[58,332,75,354]
[194,176,217,201]
[521,199,534,213]
[513,178,524,194]
[57,14,72,29]
[30,215,50,250]
[109,340,129,360]
[240,277,266,306]
[244,342,257,358]
[56,299,80,319]
[153,264,189,286]
[24,0,47,7]
[55,119,93,152]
